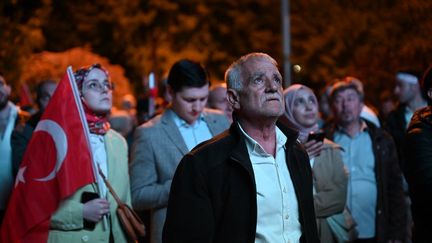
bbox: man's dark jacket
[404,106,432,242]
[384,104,408,170]
[163,121,319,243]
[324,120,406,242]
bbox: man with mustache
[163,53,319,243]
[325,79,406,243]
[130,59,229,243]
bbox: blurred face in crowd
[394,79,416,104]
[230,57,284,121]
[332,88,363,126]
[292,88,319,128]
[208,85,233,122]
[0,75,11,109]
[81,68,113,115]
[38,82,57,111]
[170,84,209,125]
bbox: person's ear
[427,88,432,101]
[167,85,175,99]
[3,84,11,96]
[227,89,240,110]
[80,95,88,105]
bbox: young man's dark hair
[421,65,432,105]
[167,59,209,92]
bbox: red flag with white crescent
[0,67,95,242]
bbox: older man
[325,79,406,243]
[163,53,319,243]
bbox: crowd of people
[0,52,431,243]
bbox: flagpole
[67,66,109,230]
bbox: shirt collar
[237,122,287,156]
[336,119,368,137]
[172,111,205,129]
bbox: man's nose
[265,78,278,91]
[341,99,350,109]
[192,101,202,111]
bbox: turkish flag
[0,68,95,242]
[18,83,34,107]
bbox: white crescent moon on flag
[33,119,68,182]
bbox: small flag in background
[18,83,34,107]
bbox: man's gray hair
[224,53,278,91]
[329,77,365,103]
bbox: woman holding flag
[48,64,131,242]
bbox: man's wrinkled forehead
[334,87,360,100]
[241,57,279,79]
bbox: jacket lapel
[161,109,189,155]
[104,130,116,183]
[228,123,255,182]
[202,111,218,136]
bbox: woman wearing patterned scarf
[48,64,132,243]
[281,84,349,243]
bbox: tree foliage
[1,0,431,107]
[19,47,131,107]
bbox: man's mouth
[266,96,280,102]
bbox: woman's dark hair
[74,63,110,90]
[421,65,432,105]
[167,59,209,92]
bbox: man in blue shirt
[325,79,406,243]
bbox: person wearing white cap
[384,70,428,243]
[385,70,427,170]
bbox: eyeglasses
[82,80,115,93]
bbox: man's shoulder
[365,120,397,148]
[407,106,432,135]
[192,130,234,154]
[203,108,228,121]
[137,113,164,130]
[187,130,237,164]
[386,104,406,125]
